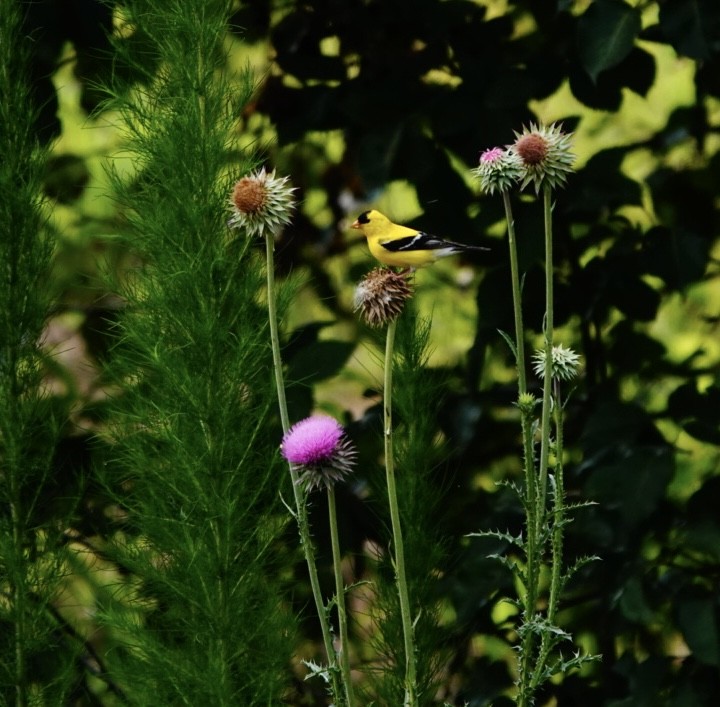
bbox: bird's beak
[350,219,361,229]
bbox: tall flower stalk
[355,268,417,705]
[229,171,342,702]
[474,124,595,705]
[281,415,359,707]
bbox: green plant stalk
[504,190,539,707]
[530,379,566,691]
[501,190,537,557]
[536,185,555,532]
[264,233,342,701]
[383,317,417,707]
[547,378,565,627]
[327,486,356,707]
[518,186,555,707]
[502,190,529,397]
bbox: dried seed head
[231,177,267,214]
[353,267,414,327]
[514,133,549,165]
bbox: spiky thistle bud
[517,392,538,415]
[353,267,414,328]
[510,123,575,194]
[281,415,357,492]
[472,146,523,195]
[532,344,581,382]
[228,167,296,239]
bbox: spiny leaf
[497,327,518,360]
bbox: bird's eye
[358,211,371,224]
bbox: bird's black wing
[381,231,489,253]
[380,231,448,252]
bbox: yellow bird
[351,209,488,269]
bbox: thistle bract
[532,344,581,382]
[228,167,296,239]
[472,146,523,195]
[511,123,575,194]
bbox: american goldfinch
[351,209,488,269]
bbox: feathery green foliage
[0,4,78,705]
[95,1,295,703]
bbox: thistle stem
[536,186,555,533]
[502,190,528,397]
[518,185,555,707]
[327,486,356,707]
[530,380,565,691]
[383,317,417,707]
[504,190,539,706]
[264,233,342,702]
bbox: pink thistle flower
[480,147,505,164]
[281,415,357,491]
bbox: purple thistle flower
[281,415,357,491]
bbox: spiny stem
[530,380,566,691]
[327,486,356,707]
[548,379,565,627]
[518,186,555,707]
[383,317,417,707]
[264,233,342,702]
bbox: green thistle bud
[532,344,581,382]
[517,392,538,415]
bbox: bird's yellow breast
[367,237,439,268]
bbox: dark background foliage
[18,0,720,704]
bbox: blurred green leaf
[577,0,641,82]
[677,597,720,666]
[287,339,355,385]
[641,226,709,290]
[584,447,673,525]
[659,0,716,60]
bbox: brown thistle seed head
[515,133,549,166]
[354,267,414,327]
[232,177,267,214]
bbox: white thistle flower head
[472,146,523,195]
[510,123,575,194]
[532,344,581,382]
[228,167,296,239]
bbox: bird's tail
[449,241,490,252]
